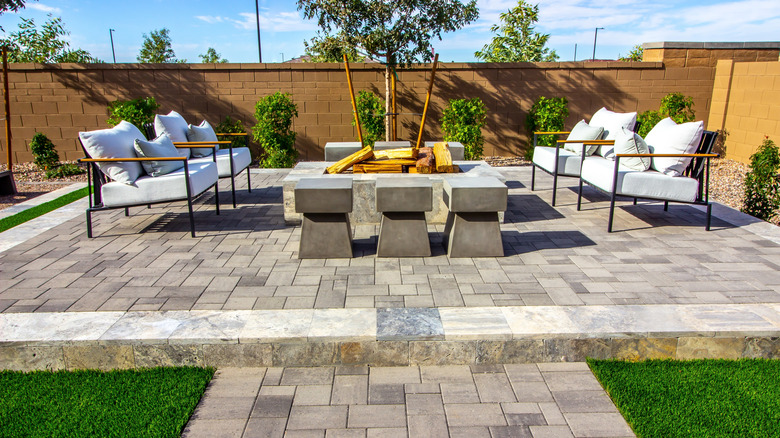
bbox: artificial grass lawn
[0,186,89,233]
[0,367,214,438]
[588,358,780,438]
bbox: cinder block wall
[643,42,780,68]
[0,61,716,164]
[708,60,780,163]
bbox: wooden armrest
[80,157,186,163]
[172,141,232,146]
[535,131,570,135]
[616,153,719,158]
[216,133,248,137]
[556,140,614,144]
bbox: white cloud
[195,16,226,24]
[27,3,62,13]
[194,10,317,33]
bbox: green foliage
[714,128,729,156]
[0,0,26,14]
[0,367,214,438]
[525,96,568,159]
[199,47,228,63]
[106,97,160,131]
[589,358,780,438]
[304,32,365,62]
[354,91,385,147]
[252,92,299,168]
[636,92,696,137]
[29,132,59,171]
[441,97,487,160]
[618,44,644,62]
[45,162,84,179]
[742,137,780,222]
[475,0,558,62]
[298,0,479,67]
[215,116,248,151]
[1,15,101,63]
[137,28,185,63]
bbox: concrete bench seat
[443,177,508,257]
[295,177,354,258]
[375,176,433,257]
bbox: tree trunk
[384,63,392,142]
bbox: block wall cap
[643,41,780,49]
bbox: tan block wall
[644,48,780,68]
[707,60,780,163]
[0,62,716,164]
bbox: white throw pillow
[154,110,190,158]
[646,118,704,176]
[612,127,651,171]
[79,120,145,184]
[133,134,186,177]
[589,107,637,157]
[562,120,604,156]
[186,120,219,158]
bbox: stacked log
[328,143,458,174]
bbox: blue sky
[1,0,779,63]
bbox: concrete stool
[295,177,353,258]
[324,142,362,161]
[375,176,432,257]
[374,141,411,151]
[443,177,508,258]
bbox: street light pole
[592,27,604,61]
[255,0,262,62]
[109,29,116,63]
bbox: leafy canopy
[0,0,27,13]
[619,44,644,62]
[475,0,558,62]
[106,97,160,131]
[304,32,365,63]
[1,15,100,63]
[199,47,228,63]
[137,28,185,63]
[297,0,479,66]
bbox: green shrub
[30,132,59,171]
[354,91,385,147]
[441,97,487,160]
[215,115,248,151]
[742,137,780,222]
[252,92,299,168]
[636,92,695,137]
[107,97,160,130]
[525,96,568,160]
[45,163,84,179]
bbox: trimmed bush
[106,97,160,131]
[525,96,568,160]
[742,137,780,222]
[252,92,299,168]
[30,132,84,179]
[354,91,385,147]
[441,97,487,160]
[637,92,695,137]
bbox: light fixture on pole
[255,0,262,62]
[592,27,604,61]
[280,53,284,62]
[109,29,116,63]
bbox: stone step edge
[2,335,778,371]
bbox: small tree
[106,97,160,131]
[474,0,558,62]
[742,137,780,222]
[29,132,84,178]
[619,45,643,62]
[252,92,299,168]
[441,98,487,160]
[525,96,568,159]
[137,28,185,63]
[199,47,228,63]
[298,0,479,141]
[354,91,385,147]
[2,15,100,63]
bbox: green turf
[0,186,89,233]
[0,367,214,438]
[588,358,780,438]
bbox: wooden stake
[3,47,11,172]
[391,71,397,141]
[414,54,439,150]
[343,54,364,146]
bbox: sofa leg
[230,173,237,208]
[214,184,220,216]
[86,210,93,238]
[531,165,536,191]
[246,167,252,193]
[664,201,669,211]
[706,203,712,231]
[633,198,637,205]
[124,207,129,216]
[551,172,558,207]
[187,196,196,238]
[607,192,617,232]
[577,179,583,211]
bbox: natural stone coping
[3,304,778,345]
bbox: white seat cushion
[101,161,218,207]
[154,111,191,158]
[79,121,146,184]
[189,147,251,178]
[581,156,699,203]
[532,146,582,176]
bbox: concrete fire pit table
[283,161,506,226]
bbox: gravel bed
[1,158,776,226]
